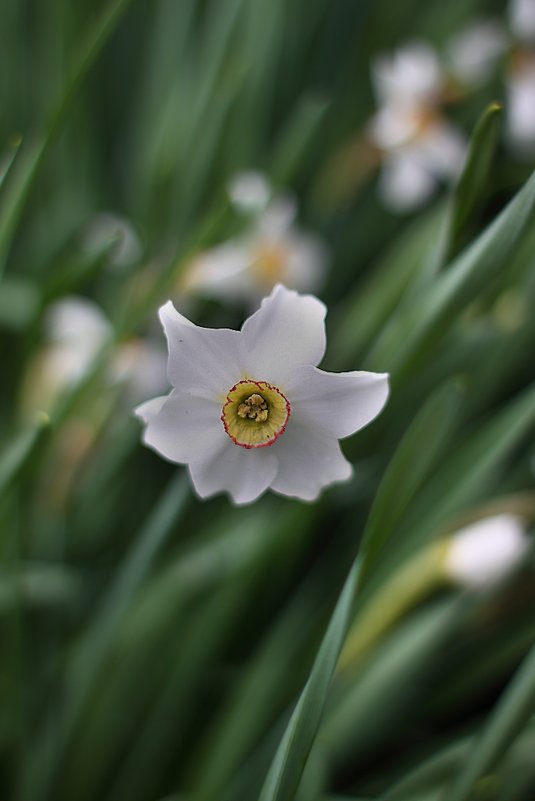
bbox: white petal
[417,122,466,178]
[447,20,507,87]
[45,297,111,348]
[159,301,244,396]
[282,230,328,295]
[372,42,442,105]
[183,242,256,303]
[368,105,422,150]
[270,422,352,501]
[510,0,535,42]
[227,170,271,214]
[134,394,168,423]
[379,153,437,212]
[138,390,224,464]
[188,440,278,504]
[255,195,297,237]
[507,67,535,154]
[445,515,530,588]
[286,366,389,439]
[240,284,327,384]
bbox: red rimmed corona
[221,379,290,448]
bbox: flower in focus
[181,173,328,307]
[443,514,531,588]
[135,285,389,504]
[368,42,466,212]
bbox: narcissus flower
[135,285,389,504]
[368,42,466,212]
[181,174,327,307]
[444,514,531,588]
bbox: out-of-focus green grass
[0,2,534,801]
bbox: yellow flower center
[252,244,288,286]
[221,379,290,448]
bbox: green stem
[337,542,448,673]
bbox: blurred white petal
[445,514,530,588]
[510,0,535,43]
[372,42,443,105]
[182,193,327,306]
[227,170,271,214]
[507,60,535,154]
[448,20,507,86]
[379,152,437,212]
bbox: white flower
[20,297,112,415]
[444,514,530,588]
[227,170,272,214]
[506,53,535,155]
[447,20,507,87]
[80,212,142,270]
[368,42,466,213]
[112,338,169,405]
[510,0,535,43]
[182,191,328,307]
[135,285,389,505]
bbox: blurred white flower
[506,52,535,154]
[182,185,328,307]
[227,170,272,214]
[368,42,466,213]
[510,0,535,42]
[502,0,535,156]
[21,297,112,415]
[135,285,389,505]
[112,337,169,405]
[80,212,142,270]
[21,297,170,418]
[447,20,507,87]
[444,514,530,588]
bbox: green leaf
[0,0,137,280]
[367,167,535,380]
[0,414,51,500]
[0,134,22,190]
[393,381,535,561]
[443,641,535,801]
[434,102,502,270]
[188,560,333,801]
[67,473,190,721]
[358,381,463,588]
[257,562,359,801]
[19,473,190,801]
[324,599,463,767]
[330,207,443,367]
[271,95,330,186]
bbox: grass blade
[257,563,359,801]
[443,641,535,801]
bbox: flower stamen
[238,393,269,421]
[222,380,290,448]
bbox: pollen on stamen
[222,380,290,449]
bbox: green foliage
[0,1,534,801]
